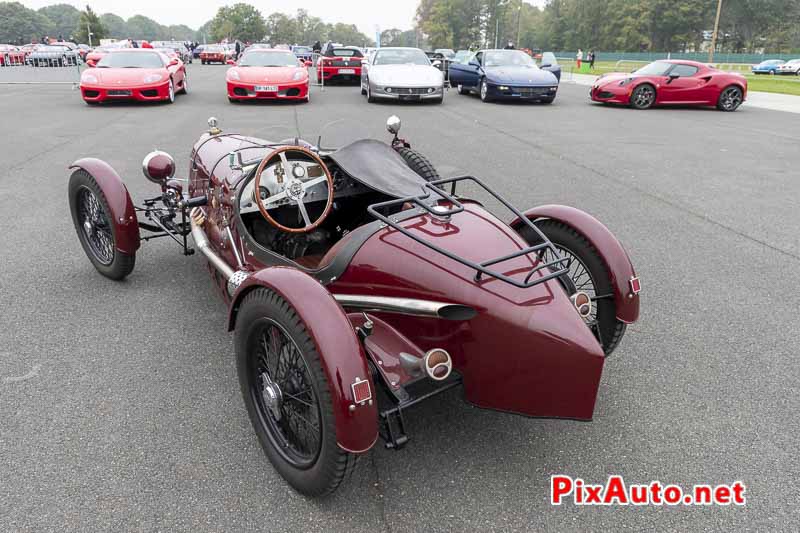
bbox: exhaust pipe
[333,294,476,321]
[399,349,453,381]
[190,208,247,296]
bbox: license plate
[108,90,131,96]
[399,94,421,100]
[255,85,278,92]
[338,68,355,74]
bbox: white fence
[0,49,82,86]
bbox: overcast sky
[22,1,545,37]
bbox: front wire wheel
[519,220,627,355]
[235,288,357,496]
[68,169,135,280]
[630,84,655,109]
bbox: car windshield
[454,50,471,63]
[435,49,455,59]
[330,48,362,57]
[239,51,298,67]
[38,45,69,52]
[761,60,784,65]
[787,59,800,64]
[293,46,311,54]
[97,51,164,68]
[634,61,674,75]
[484,50,537,68]
[374,49,430,66]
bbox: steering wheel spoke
[296,199,313,227]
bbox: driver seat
[293,222,375,272]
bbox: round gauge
[292,164,306,179]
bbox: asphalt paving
[1,64,798,532]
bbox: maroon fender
[69,158,140,254]
[228,267,379,454]
[511,205,640,323]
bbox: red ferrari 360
[226,49,311,103]
[0,44,26,66]
[67,115,640,496]
[590,60,747,111]
[317,46,364,84]
[80,49,187,105]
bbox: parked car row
[1,42,81,66]
[752,59,800,75]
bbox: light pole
[516,3,522,46]
[87,22,92,47]
[708,0,723,63]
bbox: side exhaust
[190,208,248,296]
[399,349,453,381]
[570,291,593,319]
[333,294,477,321]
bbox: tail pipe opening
[399,349,453,381]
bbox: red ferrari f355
[67,115,641,496]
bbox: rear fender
[69,158,140,254]
[228,267,378,453]
[511,205,640,323]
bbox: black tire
[539,96,555,104]
[68,169,135,280]
[717,85,743,112]
[166,79,175,103]
[517,220,627,355]
[201,59,206,65]
[396,147,441,182]
[180,72,189,94]
[432,95,444,104]
[630,83,656,109]
[235,288,357,497]
[366,83,376,103]
[479,78,492,102]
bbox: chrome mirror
[386,115,401,135]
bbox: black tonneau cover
[327,139,429,199]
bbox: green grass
[556,59,800,96]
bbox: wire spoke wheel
[77,187,115,266]
[248,319,322,468]
[541,245,598,325]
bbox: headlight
[228,69,240,81]
[143,74,163,84]
[383,87,391,93]
[82,74,98,84]
[498,85,509,91]
[292,70,304,81]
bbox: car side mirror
[227,59,236,65]
[541,63,551,68]
[667,73,680,83]
[304,60,312,67]
[432,60,441,67]
[86,59,96,67]
[468,59,480,68]
[169,58,179,66]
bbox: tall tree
[0,2,54,43]
[38,4,80,40]
[209,3,266,42]
[99,13,126,39]
[74,5,106,45]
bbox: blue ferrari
[752,59,785,75]
[448,49,559,103]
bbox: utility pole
[516,2,522,46]
[87,22,92,47]
[708,0,723,63]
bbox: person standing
[234,40,242,60]
[587,50,595,70]
[576,48,583,69]
[504,40,515,50]
[312,40,321,54]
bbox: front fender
[228,267,378,454]
[511,205,640,323]
[69,158,140,254]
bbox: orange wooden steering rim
[253,145,334,234]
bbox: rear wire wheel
[68,169,135,280]
[518,220,627,355]
[235,288,356,496]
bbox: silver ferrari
[361,47,445,104]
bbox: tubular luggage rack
[367,175,570,288]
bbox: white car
[776,59,800,75]
[361,47,445,104]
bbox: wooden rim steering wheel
[254,146,334,234]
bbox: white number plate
[338,68,355,74]
[255,85,278,92]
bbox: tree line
[412,0,800,53]
[0,2,373,47]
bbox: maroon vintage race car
[67,116,641,496]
